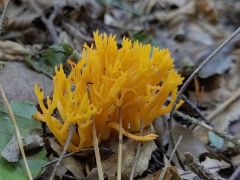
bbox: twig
[0,84,33,180]
[49,125,74,180]
[167,118,185,169]
[181,165,231,176]
[168,27,240,169]
[169,135,183,162]
[117,106,122,180]
[182,95,207,122]
[130,119,144,180]
[42,147,112,168]
[86,83,104,180]
[62,21,93,43]
[181,95,209,131]
[29,0,58,43]
[229,165,240,180]
[159,135,183,180]
[184,152,225,180]
[175,111,240,146]
[0,0,10,34]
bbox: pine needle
[0,84,33,180]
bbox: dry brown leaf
[195,0,218,24]
[154,119,208,163]
[0,41,31,61]
[140,166,182,180]
[0,62,52,102]
[48,138,85,179]
[193,61,240,144]
[102,139,157,179]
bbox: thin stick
[169,135,183,162]
[29,0,58,43]
[175,111,240,146]
[42,147,112,168]
[184,152,225,180]
[117,106,122,180]
[159,135,183,180]
[182,95,209,131]
[182,95,207,122]
[229,165,240,180]
[49,125,74,180]
[130,119,144,180]
[0,0,10,34]
[0,84,33,180]
[86,83,104,180]
[168,27,240,168]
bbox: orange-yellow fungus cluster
[34,32,183,152]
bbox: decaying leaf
[0,101,48,179]
[102,140,157,179]
[48,138,85,179]
[140,166,182,180]
[23,130,44,152]
[1,134,20,162]
[37,163,68,179]
[0,40,31,61]
[0,62,52,102]
[201,157,231,174]
[154,119,208,162]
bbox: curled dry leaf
[0,41,31,61]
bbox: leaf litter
[0,0,240,179]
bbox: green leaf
[131,32,157,46]
[0,101,48,180]
[26,43,73,77]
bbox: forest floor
[0,0,239,179]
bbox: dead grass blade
[92,120,104,180]
[0,84,33,180]
[130,119,144,180]
[117,106,123,180]
[86,82,104,180]
[159,135,183,180]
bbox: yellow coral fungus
[34,32,183,152]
